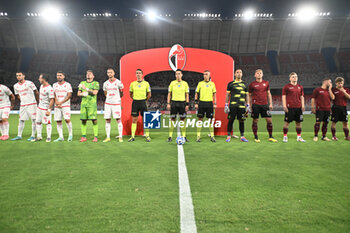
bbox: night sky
[1,0,349,18]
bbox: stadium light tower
[40,5,62,23]
[243,9,255,21]
[146,9,157,22]
[296,5,318,22]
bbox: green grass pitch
[0,114,349,232]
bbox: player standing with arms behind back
[330,77,350,140]
[282,72,306,142]
[11,72,39,141]
[53,71,73,142]
[311,78,335,141]
[103,68,124,142]
[78,70,100,142]
[0,83,15,140]
[248,69,277,143]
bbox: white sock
[105,122,111,138]
[47,124,52,139]
[117,120,123,137]
[57,123,63,138]
[31,119,36,137]
[37,123,42,138]
[18,120,25,137]
[4,122,9,136]
[66,122,73,137]
[0,123,4,136]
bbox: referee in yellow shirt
[194,70,217,142]
[128,69,151,142]
[167,69,189,142]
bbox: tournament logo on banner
[168,44,186,71]
[143,110,162,129]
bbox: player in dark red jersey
[311,78,335,141]
[248,69,277,143]
[330,77,350,140]
[282,72,305,142]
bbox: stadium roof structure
[0,17,349,55]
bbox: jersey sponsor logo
[168,44,186,71]
[143,110,162,129]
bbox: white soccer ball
[176,136,185,145]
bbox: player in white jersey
[32,74,54,142]
[103,68,124,142]
[53,71,73,142]
[11,71,39,141]
[0,84,15,140]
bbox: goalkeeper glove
[224,103,229,114]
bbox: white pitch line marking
[177,127,197,233]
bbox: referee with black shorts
[194,70,217,142]
[128,69,151,142]
[167,69,189,142]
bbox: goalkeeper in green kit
[78,70,100,142]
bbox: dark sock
[252,123,258,139]
[267,123,273,138]
[296,127,301,136]
[283,127,288,136]
[344,128,349,137]
[331,127,336,137]
[314,123,320,137]
[239,121,244,136]
[321,123,328,137]
[227,118,234,136]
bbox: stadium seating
[278,52,328,74]
[29,51,78,75]
[232,54,271,76]
[337,50,350,72]
[0,50,20,72]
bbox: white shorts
[19,104,37,121]
[36,107,52,124]
[54,106,71,121]
[0,106,10,119]
[104,104,121,119]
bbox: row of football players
[223,69,350,143]
[163,68,350,143]
[0,68,349,142]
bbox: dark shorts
[284,108,303,123]
[131,100,147,117]
[331,105,348,122]
[251,104,271,119]
[197,101,214,118]
[316,110,330,123]
[228,106,246,121]
[171,101,186,118]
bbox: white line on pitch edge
[177,126,197,233]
